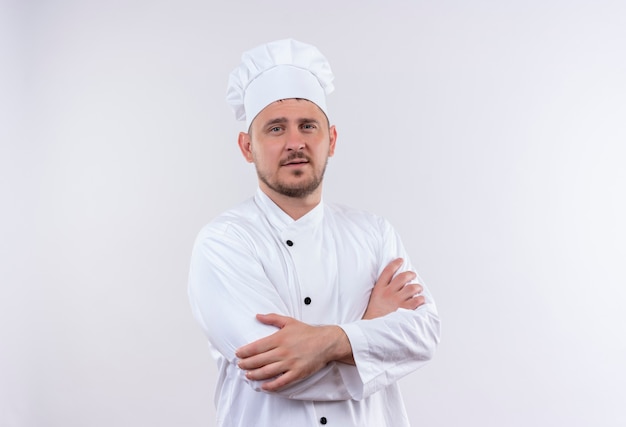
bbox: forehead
[252,98,327,126]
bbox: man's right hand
[362,258,425,320]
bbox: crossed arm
[235,257,426,392]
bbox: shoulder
[324,201,393,236]
[325,201,387,225]
[195,197,261,244]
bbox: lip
[282,160,309,166]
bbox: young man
[188,39,440,427]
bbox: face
[238,98,337,200]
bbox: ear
[237,132,254,163]
[328,125,337,157]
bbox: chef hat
[226,38,335,129]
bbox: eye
[301,123,317,130]
[268,126,284,133]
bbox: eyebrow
[262,117,321,128]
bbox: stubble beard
[256,154,329,199]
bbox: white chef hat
[226,38,335,129]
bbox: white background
[2,0,625,426]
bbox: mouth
[281,158,309,167]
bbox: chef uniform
[188,39,440,427]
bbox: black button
[320,417,327,425]
[286,240,293,246]
[304,297,312,305]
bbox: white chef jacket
[188,188,440,427]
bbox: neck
[259,184,322,220]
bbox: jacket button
[320,417,327,425]
[304,297,312,305]
[286,240,293,246]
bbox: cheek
[252,146,279,165]
[265,145,284,159]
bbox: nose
[285,128,305,151]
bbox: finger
[256,313,289,329]
[236,342,268,359]
[401,283,423,299]
[261,369,299,391]
[377,258,404,287]
[412,295,426,309]
[236,333,279,358]
[400,295,426,310]
[389,271,417,291]
[245,361,286,382]
[238,349,282,370]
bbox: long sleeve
[338,217,441,400]
[188,195,440,407]
[188,219,361,401]
[188,222,288,361]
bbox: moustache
[281,152,311,165]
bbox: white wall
[2,0,625,426]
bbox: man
[188,39,440,427]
